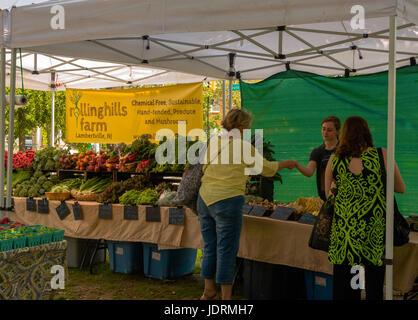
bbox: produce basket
[13,235,27,249]
[0,238,13,252]
[27,234,42,247]
[39,232,53,245]
[51,229,65,242]
[45,192,71,201]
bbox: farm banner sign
[65,83,203,143]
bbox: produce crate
[0,238,13,252]
[108,241,143,274]
[304,270,333,300]
[142,243,197,280]
[51,229,65,242]
[27,234,42,247]
[0,225,65,250]
[13,236,27,249]
[39,232,53,245]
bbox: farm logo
[69,90,83,128]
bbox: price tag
[298,213,317,225]
[72,202,82,220]
[169,207,184,225]
[249,205,267,217]
[270,206,294,221]
[37,199,49,214]
[146,206,161,222]
[56,201,70,220]
[26,197,36,212]
[242,204,253,215]
[99,204,112,220]
[124,205,138,220]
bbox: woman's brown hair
[335,116,374,158]
[221,108,252,132]
[322,116,341,135]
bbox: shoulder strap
[202,137,231,174]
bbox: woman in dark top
[324,116,405,300]
[295,116,341,201]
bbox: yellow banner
[66,83,203,143]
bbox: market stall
[2,0,418,300]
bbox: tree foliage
[4,88,66,150]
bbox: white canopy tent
[0,1,216,90]
[2,0,417,79]
[2,52,214,90]
[1,0,418,300]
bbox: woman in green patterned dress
[324,116,405,300]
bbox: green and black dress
[328,148,386,266]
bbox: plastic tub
[142,243,197,280]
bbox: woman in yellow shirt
[198,108,296,300]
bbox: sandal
[200,292,219,300]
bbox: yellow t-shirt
[199,137,279,206]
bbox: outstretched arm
[277,160,297,171]
[295,160,317,177]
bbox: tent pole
[51,72,55,147]
[385,15,397,301]
[222,80,226,118]
[228,79,232,111]
[6,49,17,213]
[0,48,6,212]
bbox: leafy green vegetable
[79,176,112,193]
[136,189,159,205]
[50,185,70,193]
[119,190,142,205]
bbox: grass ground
[52,249,246,300]
[51,248,415,301]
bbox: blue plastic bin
[143,243,197,280]
[305,270,333,300]
[107,241,143,274]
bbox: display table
[0,240,67,300]
[11,197,418,295]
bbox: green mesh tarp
[240,65,418,215]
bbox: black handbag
[308,198,334,252]
[377,148,410,246]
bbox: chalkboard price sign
[249,205,267,217]
[37,199,49,214]
[124,205,138,220]
[270,206,294,221]
[56,201,70,220]
[99,204,112,220]
[72,202,83,220]
[26,197,36,212]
